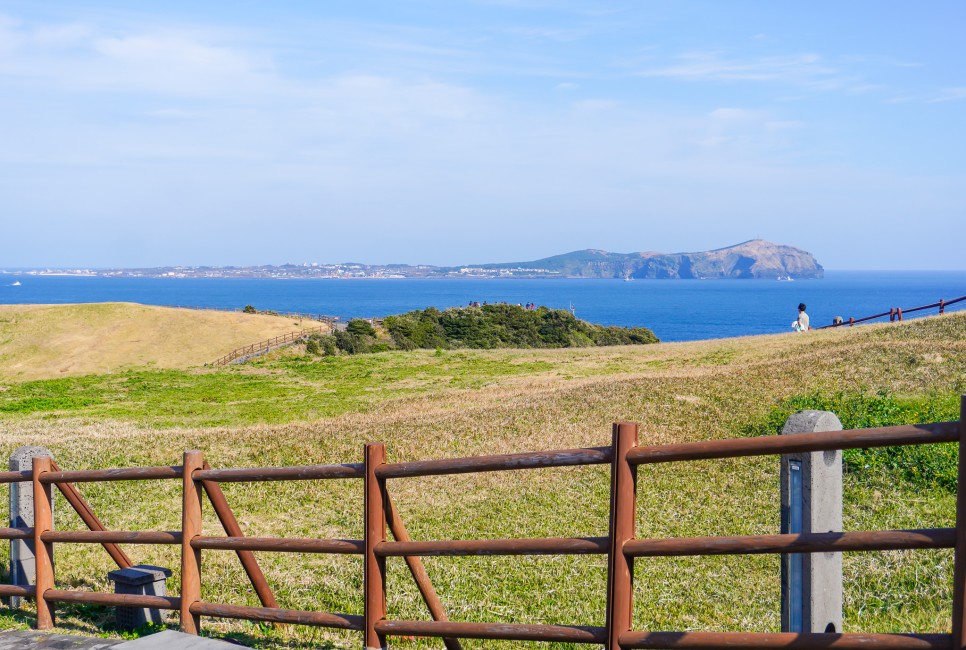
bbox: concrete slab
[0,630,122,649]
[0,630,249,649]
[114,631,249,649]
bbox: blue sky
[1,1,963,269]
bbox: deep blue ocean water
[1,271,964,342]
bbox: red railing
[817,294,966,329]
[211,325,327,366]
[2,398,963,648]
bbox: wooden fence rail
[211,325,328,366]
[817,294,966,329]
[164,304,342,324]
[1,397,963,649]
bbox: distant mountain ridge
[4,240,823,280]
[472,239,823,279]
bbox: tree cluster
[304,304,657,357]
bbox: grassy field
[0,303,322,381]
[0,305,964,648]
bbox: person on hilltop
[793,303,810,332]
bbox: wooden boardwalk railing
[164,304,342,324]
[211,325,328,366]
[1,397,963,648]
[817,294,966,329]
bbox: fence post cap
[781,410,843,435]
[108,564,173,585]
[9,446,54,470]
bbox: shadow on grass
[0,602,344,650]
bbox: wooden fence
[165,304,343,324]
[211,325,328,366]
[817,294,966,329]
[1,397,964,649]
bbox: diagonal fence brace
[50,460,133,569]
[200,462,279,611]
[384,491,463,650]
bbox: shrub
[384,304,658,351]
[346,319,376,337]
[242,305,257,314]
[334,329,378,354]
[752,391,959,492]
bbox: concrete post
[107,564,173,629]
[8,446,54,609]
[780,410,843,633]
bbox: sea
[1,271,964,343]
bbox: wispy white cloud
[639,51,835,84]
[88,32,274,95]
[928,87,966,103]
[635,48,965,106]
[0,5,962,268]
[638,49,945,102]
[0,16,276,96]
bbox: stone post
[107,564,173,629]
[780,410,843,633]
[8,446,54,609]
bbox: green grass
[0,351,589,427]
[0,313,963,647]
[752,391,960,492]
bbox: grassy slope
[0,310,964,647]
[0,303,322,381]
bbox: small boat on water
[10,281,21,286]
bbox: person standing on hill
[795,303,810,331]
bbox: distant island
[4,239,822,280]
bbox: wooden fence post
[32,455,55,629]
[953,396,966,650]
[181,450,204,634]
[365,443,387,650]
[605,422,639,650]
[940,299,946,315]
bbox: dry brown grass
[0,312,964,647]
[0,303,325,380]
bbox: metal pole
[606,422,639,650]
[180,451,204,634]
[32,456,55,629]
[365,443,387,650]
